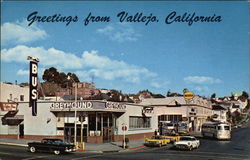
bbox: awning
[1,111,23,125]
[5,115,24,120]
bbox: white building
[0,82,29,102]
[0,100,156,143]
[140,96,212,132]
[212,105,227,122]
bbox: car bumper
[65,148,76,152]
[175,144,190,150]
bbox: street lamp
[67,76,77,147]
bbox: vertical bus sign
[30,61,38,116]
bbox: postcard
[0,1,249,160]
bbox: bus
[201,122,231,140]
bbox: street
[0,121,249,160]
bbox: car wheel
[54,150,61,155]
[30,146,36,153]
[189,146,193,151]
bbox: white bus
[201,122,231,140]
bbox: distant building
[140,96,212,132]
[212,105,227,122]
[0,82,29,138]
[0,82,29,102]
[55,82,100,100]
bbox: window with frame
[20,95,24,101]
[129,116,151,129]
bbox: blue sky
[1,1,249,97]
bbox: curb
[0,142,28,147]
[0,142,145,153]
[76,150,103,153]
[119,145,145,152]
[128,145,145,151]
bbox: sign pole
[123,127,125,149]
[27,56,39,116]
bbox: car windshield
[180,137,194,141]
[44,139,66,144]
[53,140,65,144]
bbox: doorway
[19,124,24,138]
[64,123,87,143]
[103,127,113,142]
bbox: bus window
[218,126,222,130]
[224,126,230,130]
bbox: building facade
[0,82,29,102]
[0,100,156,143]
[55,82,100,99]
[140,96,212,132]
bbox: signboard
[142,106,153,114]
[29,61,38,116]
[184,91,195,100]
[50,101,126,111]
[0,102,18,111]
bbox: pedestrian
[157,129,160,136]
[154,129,158,136]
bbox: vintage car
[174,136,200,151]
[28,138,76,155]
[162,133,181,142]
[162,131,190,142]
[144,136,171,147]
[177,130,190,136]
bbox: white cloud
[193,86,210,92]
[184,76,222,84]
[1,45,82,69]
[2,46,156,83]
[150,80,170,89]
[97,23,140,42]
[76,51,156,83]
[17,69,29,75]
[1,20,47,45]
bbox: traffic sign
[184,91,195,99]
[122,126,127,131]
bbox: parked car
[162,133,180,143]
[28,138,76,155]
[177,130,190,136]
[145,136,171,147]
[162,130,190,142]
[174,136,200,150]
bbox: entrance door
[19,124,24,138]
[64,126,75,143]
[103,127,113,142]
[64,123,88,143]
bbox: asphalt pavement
[0,120,249,160]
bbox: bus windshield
[218,125,230,130]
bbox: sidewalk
[0,138,146,153]
[189,131,202,138]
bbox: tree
[183,88,189,93]
[211,93,216,99]
[42,67,59,83]
[58,72,68,88]
[167,90,171,97]
[241,91,249,99]
[42,67,80,88]
[67,73,79,83]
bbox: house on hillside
[212,105,227,122]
